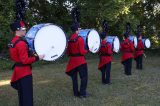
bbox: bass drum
[25,23,67,61]
[79,29,101,53]
[129,35,137,48]
[107,36,120,53]
[142,38,151,48]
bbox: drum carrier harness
[8,38,32,69]
[99,42,111,56]
[68,36,84,57]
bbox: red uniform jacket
[134,40,144,58]
[9,36,38,83]
[66,33,88,72]
[98,40,113,69]
[121,38,135,62]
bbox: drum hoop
[143,39,146,48]
[78,29,90,50]
[133,36,135,47]
[86,30,91,50]
[33,23,67,61]
[111,37,114,51]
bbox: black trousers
[122,58,132,75]
[67,64,88,96]
[100,62,111,84]
[11,75,33,106]
[135,54,143,70]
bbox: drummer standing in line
[9,21,44,106]
[121,23,135,75]
[98,20,113,84]
[134,25,144,70]
[65,22,89,98]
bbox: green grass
[0,53,160,106]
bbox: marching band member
[65,22,89,98]
[134,25,144,70]
[121,23,135,75]
[9,21,44,106]
[98,20,113,84]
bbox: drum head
[130,36,137,48]
[113,36,120,53]
[87,29,101,53]
[34,24,66,61]
[133,36,138,48]
[145,38,151,48]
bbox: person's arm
[98,41,105,55]
[120,43,123,51]
[106,43,113,55]
[66,44,70,55]
[78,37,88,55]
[138,41,145,50]
[130,41,135,52]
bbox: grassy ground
[0,53,160,106]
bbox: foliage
[0,0,160,54]
[0,0,15,53]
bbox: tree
[0,0,14,54]
[0,0,160,54]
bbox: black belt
[12,63,31,69]
[100,54,111,56]
[69,54,83,57]
[123,51,133,53]
[136,49,144,51]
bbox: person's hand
[38,55,45,60]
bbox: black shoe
[102,81,106,85]
[106,82,112,85]
[74,95,79,97]
[74,92,80,97]
[102,82,106,85]
[137,67,140,70]
[125,73,131,76]
[80,92,90,98]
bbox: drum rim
[142,39,146,48]
[28,23,67,61]
[78,29,90,51]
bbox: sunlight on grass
[37,80,51,84]
[134,85,148,90]
[0,80,10,86]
